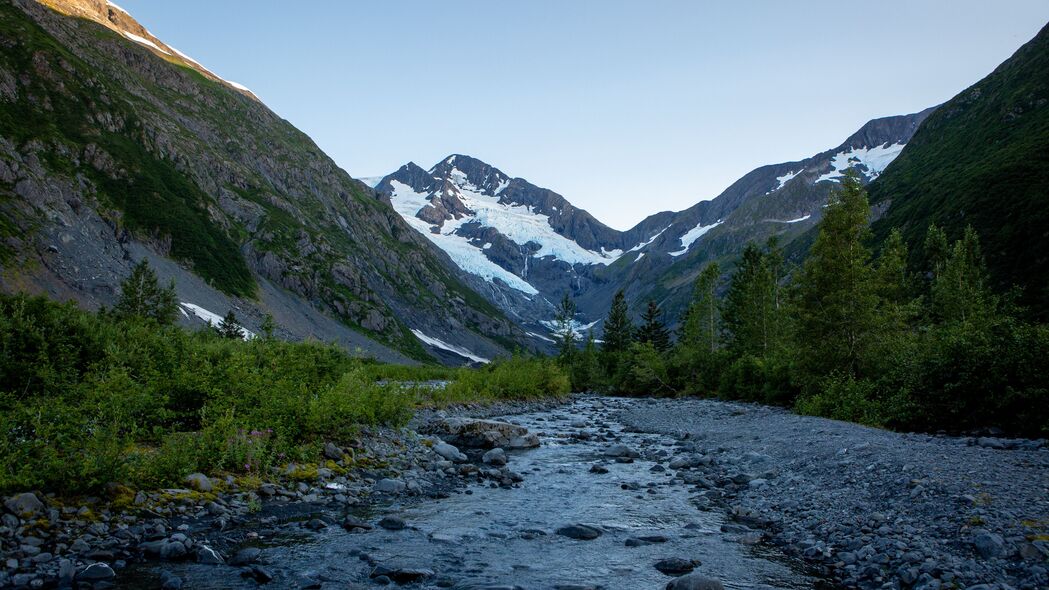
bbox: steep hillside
[0,0,522,364]
[869,22,1049,316]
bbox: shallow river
[127,397,814,589]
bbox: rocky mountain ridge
[373,108,935,334]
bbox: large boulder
[422,418,539,449]
[432,442,468,462]
[4,493,44,518]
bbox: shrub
[439,355,570,403]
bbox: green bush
[794,374,888,427]
[718,354,797,405]
[608,342,673,396]
[439,355,570,403]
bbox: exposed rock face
[0,0,524,363]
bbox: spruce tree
[794,169,879,381]
[217,310,244,339]
[260,313,277,340]
[722,243,777,356]
[113,260,178,325]
[636,301,671,352]
[601,290,633,354]
[554,293,578,365]
[680,262,721,354]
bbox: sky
[116,1,1049,230]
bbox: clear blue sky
[117,0,1049,230]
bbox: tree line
[556,171,1049,436]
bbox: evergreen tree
[679,262,721,354]
[570,330,601,391]
[722,243,778,356]
[635,300,671,352]
[554,293,578,365]
[876,229,911,307]
[260,314,277,340]
[923,224,950,280]
[217,310,244,339]
[600,290,634,374]
[793,170,879,382]
[932,225,993,324]
[113,260,178,325]
[601,290,634,354]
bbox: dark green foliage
[260,314,277,340]
[568,331,602,392]
[868,23,1049,317]
[678,262,721,354]
[793,171,880,384]
[635,301,671,352]
[610,342,673,396]
[112,260,178,325]
[554,293,578,365]
[0,295,565,495]
[931,226,994,324]
[722,243,782,357]
[217,310,243,339]
[439,355,571,403]
[601,290,634,354]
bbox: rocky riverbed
[1,396,1046,589]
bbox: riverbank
[619,397,1049,590]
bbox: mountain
[0,0,524,365]
[868,22,1049,316]
[374,109,934,335]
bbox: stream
[124,397,814,589]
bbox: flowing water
[125,397,814,589]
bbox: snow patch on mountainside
[629,226,670,252]
[768,169,803,194]
[816,142,905,183]
[669,220,723,257]
[540,318,600,340]
[122,31,170,55]
[411,329,490,364]
[438,167,623,266]
[180,302,254,340]
[388,180,539,294]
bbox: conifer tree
[680,262,721,354]
[601,290,634,374]
[260,314,277,340]
[113,260,178,325]
[554,293,578,364]
[722,243,777,356]
[794,169,879,381]
[601,290,634,354]
[217,310,244,339]
[635,300,671,352]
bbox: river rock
[369,563,435,584]
[229,547,262,566]
[342,517,374,531]
[373,478,407,494]
[379,516,407,530]
[76,563,115,583]
[556,524,603,540]
[160,570,183,590]
[433,442,468,463]
[604,444,640,458]
[483,448,508,466]
[184,473,212,492]
[196,545,224,564]
[665,573,724,590]
[4,492,44,518]
[323,442,344,461]
[973,530,1005,558]
[422,417,540,449]
[655,558,698,575]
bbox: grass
[0,294,568,497]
